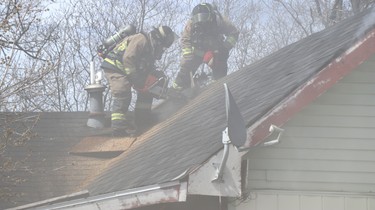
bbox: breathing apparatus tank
[103,25,136,48]
[97,24,136,58]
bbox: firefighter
[101,26,176,136]
[172,3,239,91]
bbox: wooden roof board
[69,135,136,157]
[88,8,375,196]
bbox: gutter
[11,181,187,210]
[5,191,89,210]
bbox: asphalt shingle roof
[1,8,374,209]
[0,112,113,209]
[88,8,375,196]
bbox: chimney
[85,60,106,129]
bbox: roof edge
[5,191,89,210]
[24,181,187,210]
[244,27,375,149]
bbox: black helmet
[191,3,215,25]
[149,26,177,60]
[152,26,176,48]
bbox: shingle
[88,8,375,196]
[0,112,114,209]
[1,7,375,209]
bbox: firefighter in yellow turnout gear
[173,3,239,91]
[101,26,176,137]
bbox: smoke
[355,7,375,38]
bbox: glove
[203,51,214,66]
[223,36,237,50]
[97,44,106,58]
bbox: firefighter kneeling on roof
[100,25,177,137]
[172,3,239,91]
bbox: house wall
[233,55,375,210]
[228,191,375,210]
[138,195,227,210]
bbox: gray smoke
[355,7,375,38]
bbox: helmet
[152,26,176,48]
[191,3,215,25]
[149,26,177,60]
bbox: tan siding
[278,195,300,210]
[317,92,375,105]
[323,196,345,210]
[329,83,375,94]
[241,58,375,209]
[274,137,375,150]
[248,148,375,161]
[255,194,278,210]
[228,192,375,210]
[369,198,375,209]
[301,104,375,116]
[289,114,375,127]
[345,197,368,210]
[247,180,375,192]
[248,159,375,172]
[300,195,322,210]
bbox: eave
[13,181,187,210]
[244,27,375,149]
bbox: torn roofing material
[88,8,375,196]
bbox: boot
[111,119,137,137]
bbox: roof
[0,112,115,209]
[1,7,375,209]
[88,8,375,195]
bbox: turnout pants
[103,68,154,133]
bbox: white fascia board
[188,145,245,197]
[33,181,187,210]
